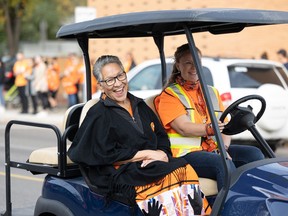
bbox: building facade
[87,0,288,64]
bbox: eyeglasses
[100,72,127,86]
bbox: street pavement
[0,106,66,129]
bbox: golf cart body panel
[3,8,288,216]
[37,176,142,216]
[223,158,288,215]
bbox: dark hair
[260,51,268,60]
[277,49,287,57]
[165,43,201,88]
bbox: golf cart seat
[145,94,218,197]
[78,98,99,125]
[28,103,85,166]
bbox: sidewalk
[0,107,66,129]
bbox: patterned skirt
[136,164,211,216]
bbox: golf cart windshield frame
[56,8,288,216]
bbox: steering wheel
[219,95,266,135]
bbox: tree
[0,0,86,56]
[0,0,26,56]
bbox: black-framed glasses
[100,72,127,86]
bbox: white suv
[126,57,288,150]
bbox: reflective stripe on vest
[167,84,221,120]
[166,84,221,157]
[208,86,222,120]
[168,133,202,157]
[167,84,195,122]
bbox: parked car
[125,57,288,150]
[3,9,288,216]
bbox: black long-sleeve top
[68,93,187,201]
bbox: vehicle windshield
[129,64,173,91]
[129,63,214,91]
[228,65,286,88]
[277,66,288,86]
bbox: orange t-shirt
[155,86,225,135]
[47,68,60,91]
[61,75,78,94]
[77,63,85,85]
[62,60,83,95]
[52,62,61,74]
[13,60,31,87]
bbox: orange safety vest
[165,84,221,157]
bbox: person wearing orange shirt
[155,44,264,191]
[13,52,32,113]
[47,57,60,108]
[76,58,85,100]
[62,53,82,107]
[89,58,98,94]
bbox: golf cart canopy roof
[56,8,288,39]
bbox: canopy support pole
[183,24,232,216]
[153,35,167,87]
[77,36,92,101]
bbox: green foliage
[20,0,86,41]
[0,0,87,53]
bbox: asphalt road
[0,124,61,215]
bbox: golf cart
[2,8,288,216]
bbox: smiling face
[99,62,128,105]
[176,51,198,83]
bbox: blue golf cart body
[2,8,288,216]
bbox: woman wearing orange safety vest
[155,44,264,192]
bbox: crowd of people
[0,52,95,114]
[0,51,138,115]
